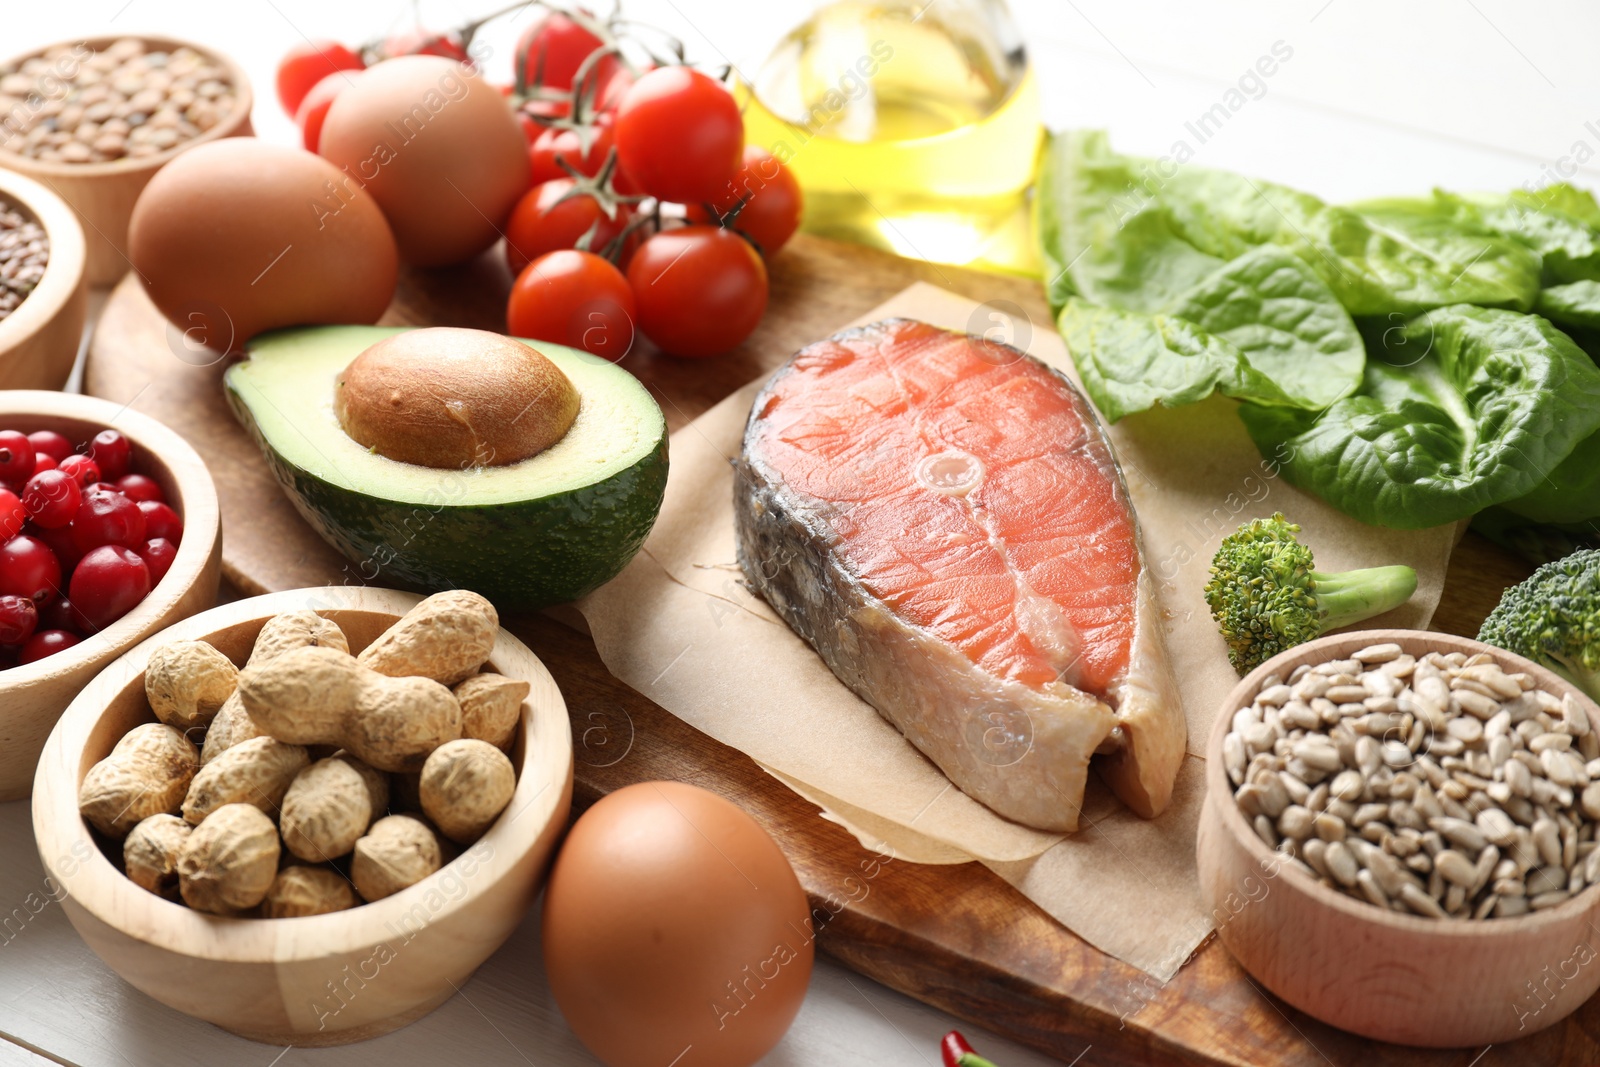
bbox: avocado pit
[334,327,579,469]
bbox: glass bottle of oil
[739,0,1043,276]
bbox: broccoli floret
[1478,549,1600,702]
[1204,514,1419,674]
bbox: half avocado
[225,325,668,610]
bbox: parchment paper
[578,283,1457,978]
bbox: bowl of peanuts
[0,167,86,388]
[0,36,252,286]
[1197,629,1600,1047]
[31,585,573,1045]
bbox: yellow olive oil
[740,0,1043,276]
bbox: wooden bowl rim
[0,34,253,179]
[1205,627,1600,938]
[0,390,219,692]
[32,585,572,964]
[0,167,86,354]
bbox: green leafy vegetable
[1166,245,1363,409]
[1240,305,1600,528]
[1058,300,1291,422]
[1036,130,1223,314]
[1536,280,1600,330]
[1498,428,1600,525]
[1318,197,1541,314]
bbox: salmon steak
[734,318,1184,832]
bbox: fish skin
[734,319,1185,832]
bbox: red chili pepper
[940,1030,1000,1067]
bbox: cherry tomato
[382,30,471,64]
[70,546,151,632]
[0,430,34,487]
[19,629,81,663]
[507,250,636,361]
[138,538,179,586]
[0,488,23,540]
[22,469,81,529]
[594,62,644,114]
[26,430,73,463]
[504,179,633,276]
[57,454,99,489]
[529,120,637,196]
[294,71,347,153]
[84,429,132,481]
[626,226,767,358]
[530,123,612,185]
[0,535,61,604]
[0,594,37,645]
[275,39,363,117]
[70,487,146,555]
[115,473,164,503]
[136,500,183,544]
[515,10,613,92]
[685,147,803,256]
[516,108,544,145]
[614,67,743,204]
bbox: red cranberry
[30,522,82,574]
[26,431,73,463]
[0,488,24,540]
[138,537,178,585]
[136,500,182,544]
[0,430,34,487]
[19,629,81,663]
[70,488,146,554]
[84,429,131,481]
[57,454,100,489]
[115,474,165,503]
[0,594,37,645]
[22,469,81,529]
[40,594,90,634]
[31,453,57,476]
[0,535,62,603]
[69,545,150,631]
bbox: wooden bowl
[0,390,220,800]
[31,585,574,1046]
[1197,629,1600,1046]
[0,36,253,286]
[0,168,87,389]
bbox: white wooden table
[5,1,1596,1064]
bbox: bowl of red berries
[0,390,219,800]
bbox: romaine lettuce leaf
[1166,245,1363,409]
[1239,306,1600,528]
[1037,130,1223,315]
[1536,280,1600,330]
[1058,300,1292,422]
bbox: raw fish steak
[734,319,1184,832]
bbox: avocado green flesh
[226,325,668,610]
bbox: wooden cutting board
[85,233,1577,1066]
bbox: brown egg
[318,56,530,267]
[543,782,814,1067]
[335,328,579,469]
[128,139,397,351]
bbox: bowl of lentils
[0,37,252,286]
[0,167,86,389]
[1198,629,1600,1048]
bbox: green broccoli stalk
[1478,549,1600,702]
[1204,514,1419,674]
